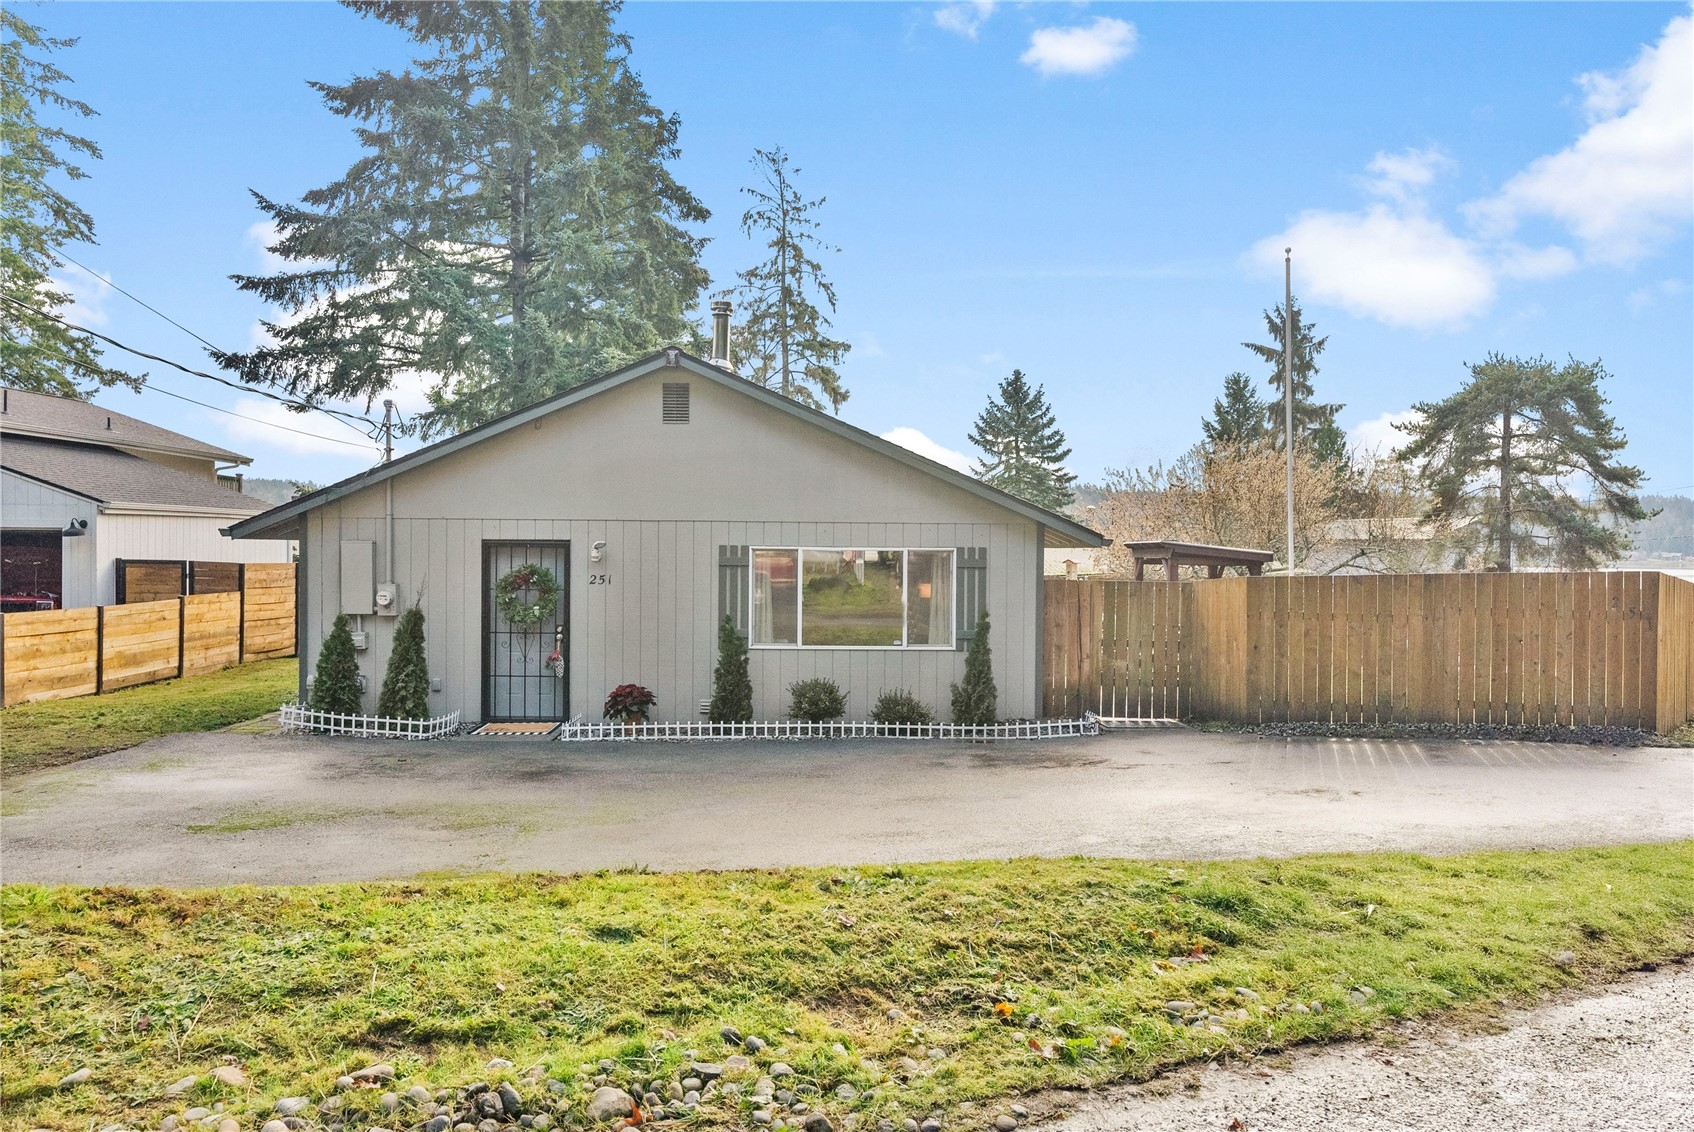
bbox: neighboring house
[231,348,1104,724]
[0,387,291,610]
[1043,547,1105,579]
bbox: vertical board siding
[1043,571,1688,731]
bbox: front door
[482,540,569,721]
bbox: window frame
[748,546,957,650]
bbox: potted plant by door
[603,684,656,733]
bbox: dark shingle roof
[0,436,268,513]
[0,386,249,464]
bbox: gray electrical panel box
[340,540,375,615]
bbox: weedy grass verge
[3,843,1691,1130]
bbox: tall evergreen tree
[1395,354,1650,571]
[1243,296,1345,462]
[1201,372,1267,448]
[968,369,1076,510]
[726,146,849,413]
[215,1,709,438]
[375,604,430,719]
[0,11,137,396]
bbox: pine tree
[376,605,430,719]
[968,370,1076,510]
[1395,353,1651,571]
[1201,372,1267,448]
[215,1,709,438]
[310,613,364,715]
[1242,296,1345,459]
[727,146,849,413]
[0,11,137,396]
[708,614,753,723]
[950,611,997,726]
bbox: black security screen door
[482,541,569,722]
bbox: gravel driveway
[1050,963,1694,1132]
[1,728,1689,886]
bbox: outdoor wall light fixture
[590,540,607,563]
[62,519,88,537]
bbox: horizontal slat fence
[1044,571,1694,733]
[1,564,295,706]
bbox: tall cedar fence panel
[1043,571,1693,733]
[1,565,295,707]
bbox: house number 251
[588,574,612,585]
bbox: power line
[18,337,383,452]
[0,293,379,432]
[53,249,225,356]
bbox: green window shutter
[719,545,750,635]
[955,546,987,651]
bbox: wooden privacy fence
[1,563,295,707]
[1044,571,1694,734]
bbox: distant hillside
[1625,493,1693,564]
[241,477,306,506]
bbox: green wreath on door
[494,563,560,630]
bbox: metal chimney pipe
[710,300,733,371]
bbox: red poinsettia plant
[603,683,657,723]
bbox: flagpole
[1284,248,1295,574]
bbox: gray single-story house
[229,347,1103,724]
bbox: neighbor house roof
[0,385,251,465]
[0,435,269,514]
[229,349,1106,548]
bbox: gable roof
[0,386,250,465]
[1,435,269,514]
[228,349,1105,547]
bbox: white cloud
[1251,200,1497,330]
[1627,277,1690,312]
[1252,14,1692,332]
[1466,14,1692,264]
[1362,147,1452,203]
[246,220,291,273]
[1021,17,1137,78]
[881,427,974,473]
[934,1,994,39]
[1348,410,1420,457]
[219,396,382,458]
[46,262,115,326]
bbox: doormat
[471,722,560,737]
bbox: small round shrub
[871,689,935,726]
[788,677,847,722]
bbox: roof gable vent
[662,382,690,424]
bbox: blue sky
[23,1,1694,496]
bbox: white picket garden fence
[557,713,1102,742]
[279,702,461,740]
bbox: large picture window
[750,548,954,649]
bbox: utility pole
[1283,249,1295,575]
[381,399,395,464]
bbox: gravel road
[1049,964,1694,1132]
[3,728,1689,886]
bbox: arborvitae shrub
[950,610,997,725]
[709,615,754,723]
[310,612,363,714]
[788,678,847,722]
[871,689,935,726]
[376,605,430,719]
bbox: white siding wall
[95,513,290,604]
[295,370,1050,723]
[1,470,100,609]
[3,469,292,607]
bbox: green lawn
[3,843,1691,1131]
[0,658,297,779]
